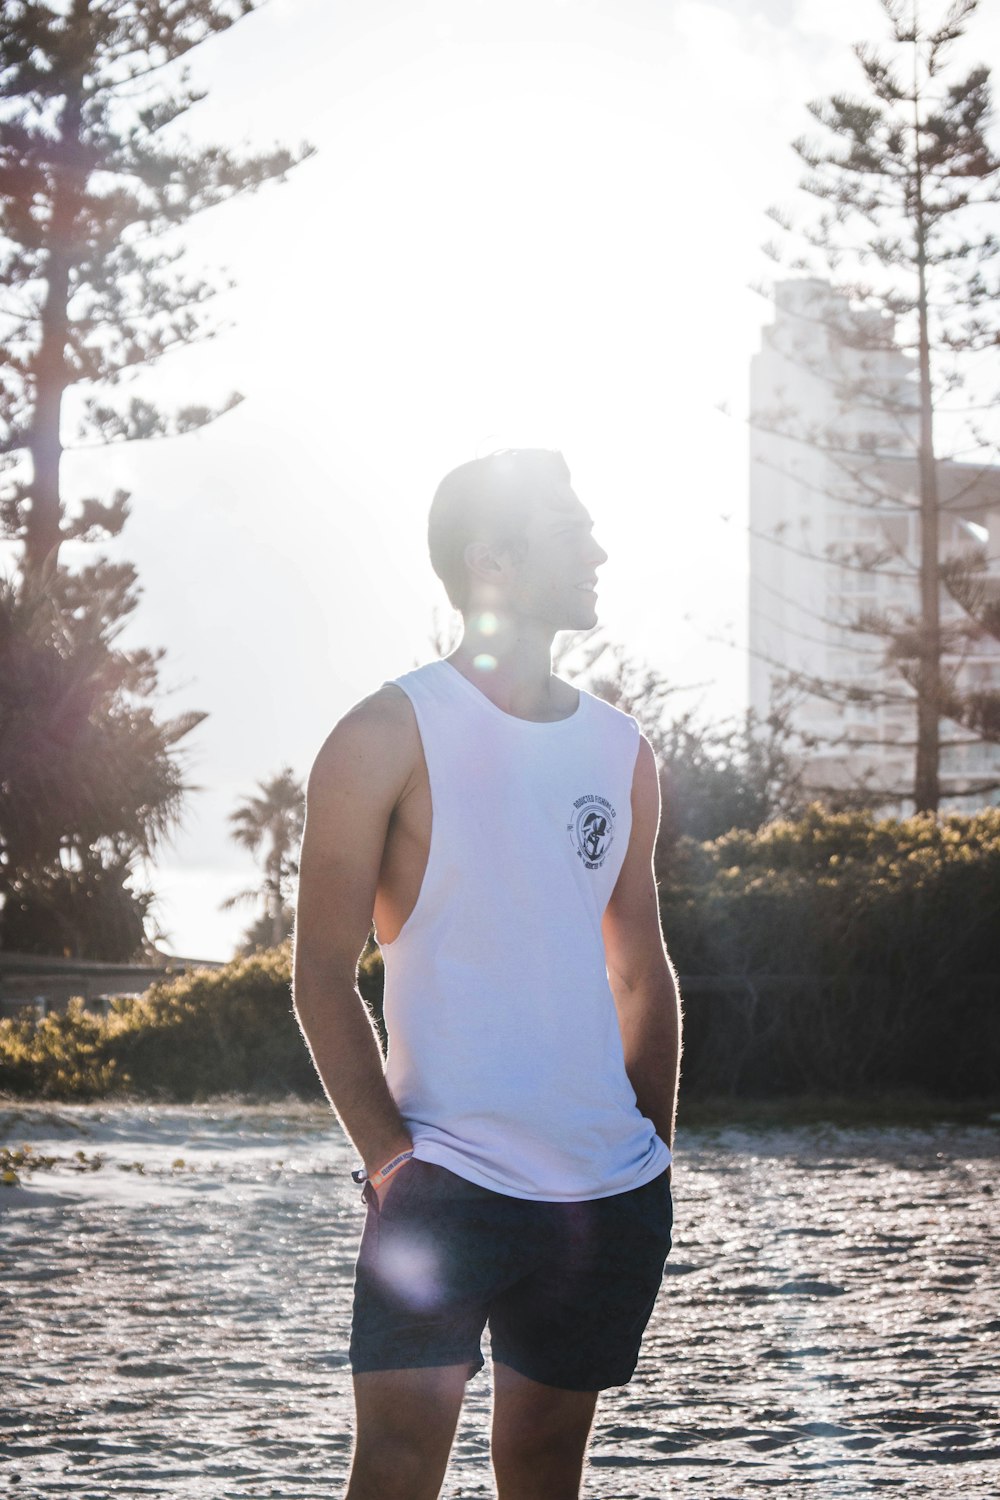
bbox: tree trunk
[912,35,941,815]
[268,834,286,947]
[24,17,88,597]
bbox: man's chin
[561,605,599,633]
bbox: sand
[1,1102,998,1498]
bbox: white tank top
[378,659,671,1201]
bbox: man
[293,449,682,1500]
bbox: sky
[42,0,1000,959]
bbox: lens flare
[375,1233,445,1312]
[473,653,497,671]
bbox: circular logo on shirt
[568,795,616,869]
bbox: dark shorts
[349,1158,673,1391]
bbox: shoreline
[678,1091,1000,1128]
[3,1088,999,1129]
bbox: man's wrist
[355,1129,413,1179]
[351,1146,414,1190]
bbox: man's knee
[347,1434,446,1500]
[493,1403,585,1456]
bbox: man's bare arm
[292,688,415,1177]
[601,734,682,1151]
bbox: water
[2,1103,999,1498]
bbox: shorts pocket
[370,1155,430,1215]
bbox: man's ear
[463,540,507,585]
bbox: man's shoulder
[341,681,418,733]
[573,682,641,734]
[308,682,419,792]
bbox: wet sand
[2,1103,998,1498]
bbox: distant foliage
[663,804,1000,971]
[0,579,200,958]
[222,768,305,954]
[113,945,310,1099]
[2,810,998,1101]
[0,940,389,1100]
[0,946,302,1100]
[0,997,122,1098]
[661,805,1000,1098]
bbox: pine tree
[0,569,204,956]
[0,1,311,956]
[1,0,309,586]
[750,0,1000,813]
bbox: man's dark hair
[428,449,571,611]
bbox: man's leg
[490,1361,598,1500]
[346,1364,470,1500]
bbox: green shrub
[0,944,317,1101]
[660,805,1000,1097]
[0,998,122,1099]
[111,943,319,1099]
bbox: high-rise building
[749,279,1000,810]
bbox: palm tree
[223,768,305,952]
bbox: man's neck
[448,615,574,721]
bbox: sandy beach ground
[1,1102,998,1499]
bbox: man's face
[505,482,608,631]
